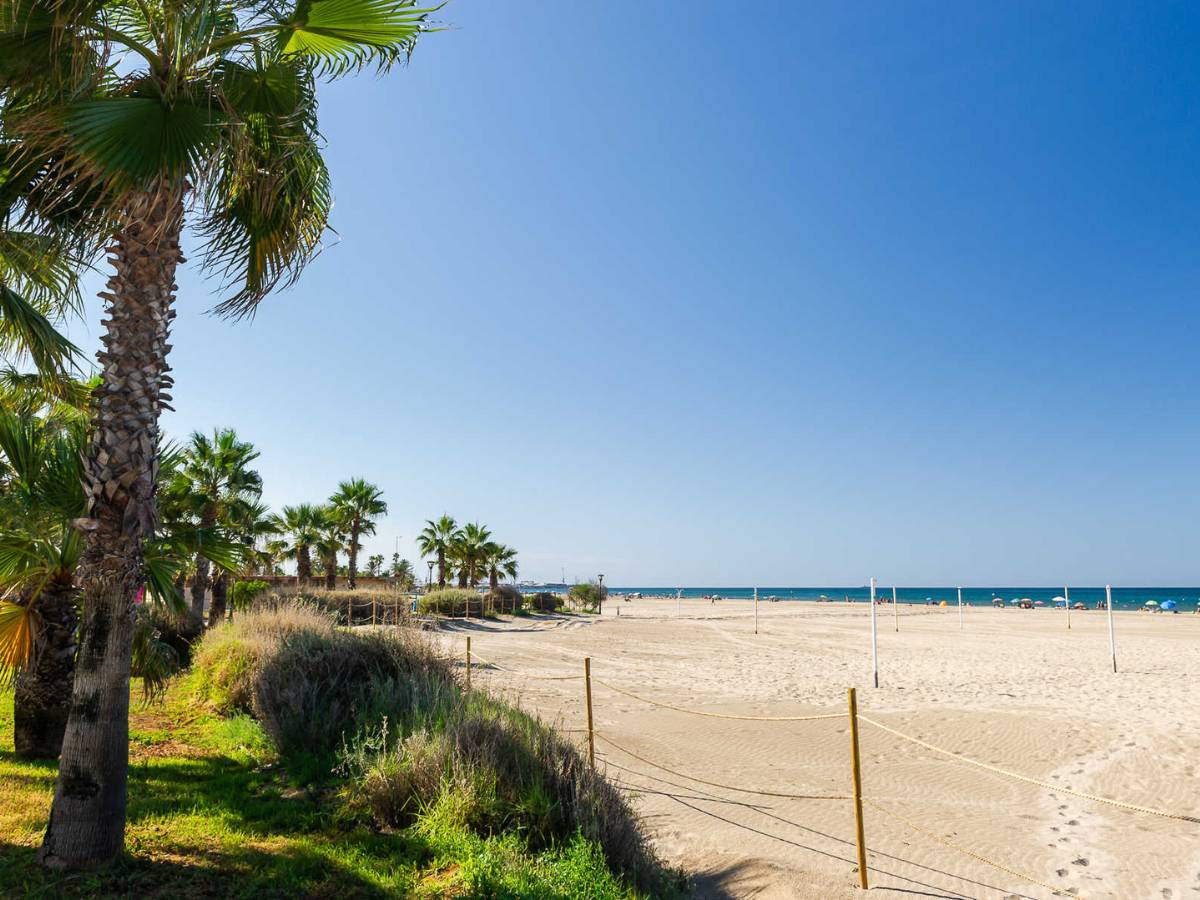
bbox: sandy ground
[432,599,1200,900]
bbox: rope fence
[863,798,1079,899]
[859,715,1200,825]
[595,732,851,801]
[461,636,1198,898]
[592,678,844,722]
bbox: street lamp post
[597,574,605,616]
[426,560,434,592]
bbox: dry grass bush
[417,588,482,617]
[252,625,457,762]
[339,696,662,893]
[190,602,335,714]
[263,588,413,626]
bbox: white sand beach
[438,600,1200,899]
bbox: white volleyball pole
[676,588,681,617]
[893,585,899,632]
[957,586,963,630]
[1065,585,1071,630]
[870,577,879,687]
[754,586,759,635]
[1106,584,1116,673]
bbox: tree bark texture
[13,578,79,759]
[39,183,183,870]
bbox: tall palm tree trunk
[296,544,312,584]
[323,550,336,590]
[437,550,446,588]
[189,507,215,620]
[39,182,184,870]
[13,579,79,759]
[209,571,229,624]
[347,523,360,589]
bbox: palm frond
[63,96,224,189]
[0,284,80,375]
[131,609,179,701]
[277,0,442,78]
[0,599,36,682]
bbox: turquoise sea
[594,586,1200,612]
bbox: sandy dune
[435,600,1200,899]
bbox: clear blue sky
[71,2,1200,586]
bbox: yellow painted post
[465,636,471,691]
[584,657,595,768]
[847,687,869,890]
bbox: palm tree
[417,515,459,589]
[273,503,321,584]
[391,555,415,590]
[329,479,386,589]
[314,505,348,592]
[173,429,262,624]
[482,542,519,594]
[452,522,492,588]
[1,1,439,867]
[220,497,276,617]
[259,538,289,577]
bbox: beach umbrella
[1162,600,1177,611]
[1052,596,1067,607]
[1144,600,1159,607]
[1033,600,1045,606]
[1009,598,1021,605]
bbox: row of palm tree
[270,479,388,591]
[417,516,519,593]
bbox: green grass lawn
[0,685,642,899]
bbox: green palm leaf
[65,97,223,187]
[280,0,442,76]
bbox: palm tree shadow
[0,838,403,899]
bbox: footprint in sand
[1072,858,1089,867]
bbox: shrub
[231,579,271,611]
[191,602,335,714]
[568,581,602,612]
[418,588,482,617]
[528,592,562,612]
[340,695,664,893]
[252,626,457,763]
[483,584,522,615]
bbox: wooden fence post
[848,687,869,890]
[584,657,595,768]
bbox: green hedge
[418,589,482,617]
